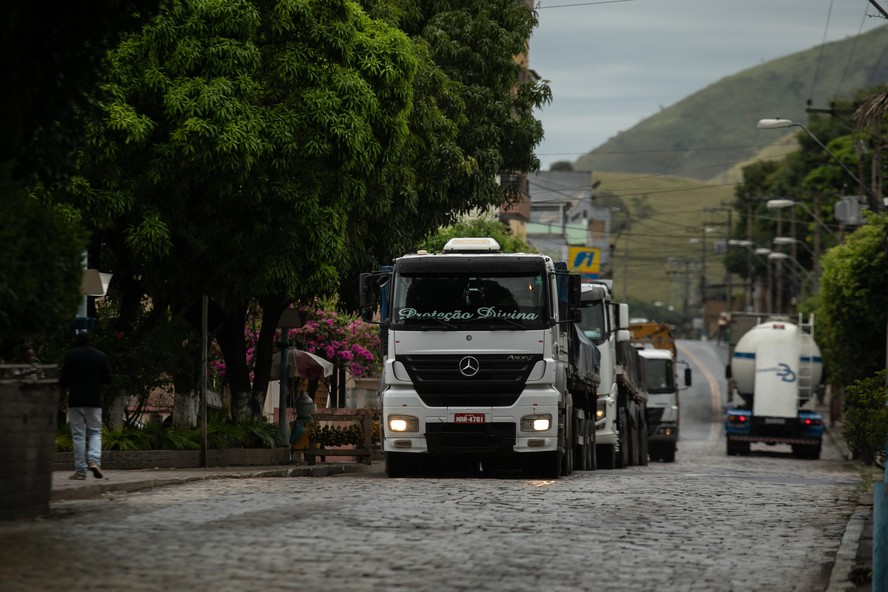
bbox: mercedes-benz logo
[458,356,479,377]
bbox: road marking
[677,343,723,442]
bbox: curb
[50,464,364,502]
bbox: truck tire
[615,408,630,469]
[792,443,822,460]
[726,439,750,456]
[637,409,649,466]
[587,419,597,471]
[573,414,587,471]
[522,451,561,479]
[385,452,412,478]
[597,444,616,469]
[660,443,676,463]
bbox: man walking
[59,331,112,480]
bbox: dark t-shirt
[59,345,112,408]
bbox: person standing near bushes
[59,331,112,480]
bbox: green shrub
[842,369,888,464]
[54,413,285,451]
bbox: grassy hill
[558,26,888,315]
[589,171,735,313]
[574,25,888,181]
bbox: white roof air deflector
[443,237,501,253]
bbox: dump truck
[629,321,691,463]
[578,281,649,469]
[359,237,601,478]
[724,312,824,459]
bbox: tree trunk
[172,388,198,429]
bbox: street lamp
[773,236,815,256]
[767,252,812,307]
[766,198,835,238]
[757,118,876,203]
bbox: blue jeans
[69,407,102,475]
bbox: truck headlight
[596,400,606,420]
[388,415,419,432]
[520,414,552,432]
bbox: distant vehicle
[724,313,824,459]
[579,281,649,469]
[629,322,691,462]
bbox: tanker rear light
[770,323,786,330]
[802,418,823,427]
[728,414,749,424]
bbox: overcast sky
[530,0,886,170]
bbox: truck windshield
[390,272,549,330]
[578,300,606,343]
[644,358,675,393]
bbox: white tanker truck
[724,313,824,459]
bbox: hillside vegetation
[574,25,888,181]
[591,171,735,311]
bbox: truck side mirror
[359,273,374,322]
[684,367,692,387]
[724,365,732,380]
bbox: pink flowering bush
[208,303,382,386]
[290,307,382,378]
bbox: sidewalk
[821,417,878,592]
[51,461,384,502]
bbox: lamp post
[754,248,773,313]
[757,118,877,207]
[728,239,754,312]
[767,252,811,307]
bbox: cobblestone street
[0,433,863,592]
[0,339,869,592]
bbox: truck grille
[398,354,542,407]
[425,423,516,453]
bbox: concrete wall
[0,379,58,520]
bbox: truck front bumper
[381,388,562,455]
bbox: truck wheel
[793,443,821,460]
[660,443,676,463]
[615,408,629,469]
[573,415,587,471]
[587,420,597,471]
[385,452,411,478]
[597,444,616,469]
[522,451,561,479]
[726,440,750,456]
[638,410,649,466]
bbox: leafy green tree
[842,369,888,464]
[48,0,417,422]
[418,214,537,254]
[816,211,888,386]
[340,0,551,305]
[1,2,159,357]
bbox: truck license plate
[454,413,485,424]
[764,418,786,425]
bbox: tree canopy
[730,84,888,386]
[24,0,550,423]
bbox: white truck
[578,281,649,469]
[724,312,824,459]
[629,321,691,463]
[359,237,600,478]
